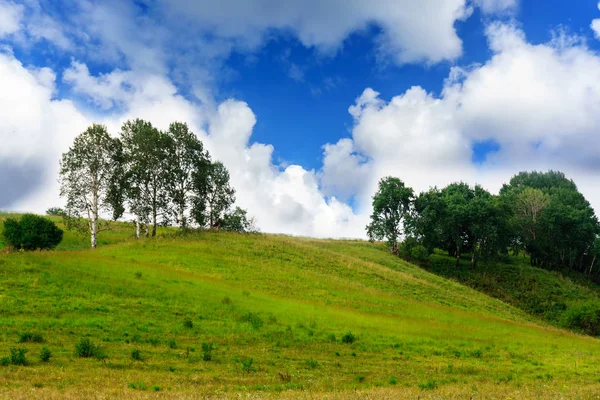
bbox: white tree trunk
[179,206,185,229]
[90,186,99,249]
[135,216,141,239]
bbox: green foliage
[221,207,257,233]
[366,177,414,255]
[410,245,430,262]
[131,349,143,361]
[183,317,194,329]
[201,342,213,361]
[39,347,52,362]
[2,214,63,250]
[241,357,255,373]
[419,379,437,390]
[341,332,357,344]
[9,348,28,366]
[45,207,66,217]
[192,161,236,229]
[19,332,44,343]
[59,124,124,248]
[240,312,264,329]
[561,301,600,336]
[75,338,104,359]
[128,381,147,390]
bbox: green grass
[415,250,600,334]
[0,217,599,397]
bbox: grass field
[0,215,599,398]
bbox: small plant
[355,375,366,383]
[472,349,483,358]
[419,379,438,390]
[183,317,194,329]
[0,357,10,366]
[75,337,104,359]
[240,312,264,329]
[19,332,44,343]
[134,271,142,279]
[167,339,177,349]
[341,332,357,344]
[151,386,161,392]
[128,381,147,390]
[39,347,52,362]
[241,357,255,373]
[327,333,337,342]
[306,358,319,369]
[389,376,398,385]
[9,348,28,366]
[131,349,143,361]
[221,297,232,305]
[202,342,213,361]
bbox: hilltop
[0,216,599,398]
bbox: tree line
[59,120,255,248]
[367,171,600,276]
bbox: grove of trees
[368,171,600,276]
[59,120,255,248]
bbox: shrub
[419,379,438,390]
[306,358,319,369]
[240,312,264,329]
[241,358,255,373]
[131,349,143,361]
[341,332,357,344]
[411,245,430,262]
[0,357,9,366]
[2,214,63,250]
[128,381,147,390]
[167,339,177,349]
[202,342,213,361]
[183,317,194,329]
[39,347,52,362]
[9,348,28,366]
[75,338,104,359]
[19,332,44,343]
[561,301,600,336]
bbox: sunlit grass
[0,219,599,397]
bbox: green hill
[0,216,599,398]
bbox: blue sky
[2,0,600,237]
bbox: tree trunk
[179,204,185,230]
[90,185,98,249]
[391,241,398,256]
[470,251,477,268]
[135,216,141,239]
[152,210,157,237]
[455,246,461,267]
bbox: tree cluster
[367,171,600,274]
[59,121,255,248]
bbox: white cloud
[592,19,600,40]
[158,0,515,65]
[475,0,518,14]
[0,0,23,37]
[322,23,600,223]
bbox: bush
[240,312,263,329]
[39,347,52,362]
[561,301,600,336]
[341,332,357,344]
[2,214,63,250]
[9,348,28,366]
[183,317,194,329]
[75,338,104,359]
[202,342,213,361]
[411,245,430,262]
[131,349,143,361]
[19,332,44,343]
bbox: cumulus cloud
[321,23,600,221]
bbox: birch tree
[165,122,210,229]
[59,124,123,248]
[120,119,170,238]
[192,161,235,229]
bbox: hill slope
[0,221,599,398]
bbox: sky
[2,0,600,238]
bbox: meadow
[0,215,599,398]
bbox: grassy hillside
[414,251,600,336]
[0,218,599,398]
